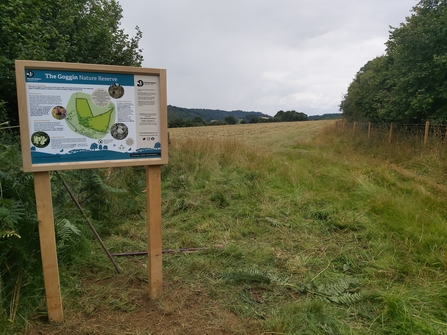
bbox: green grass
[159,126,447,334]
[4,121,447,334]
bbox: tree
[0,0,143,125]
[246,116,260,123]
[386,0,447,123]
[169,118,186,128]
[192,116,206,126]
[340,0,447,123]
[274,110,308,122]
[225,115,237,125]
[340,56,393,122]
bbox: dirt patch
[26,271,260,335]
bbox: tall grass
[4,120,447,334]
[162,124,447,334]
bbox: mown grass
[5,120,447,334]
[161,122,447,334]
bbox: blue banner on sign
[25,69,134,86]
[31,147,161,164]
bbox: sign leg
[146,165,163,299]
[34,172,64,322]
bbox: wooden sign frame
[15,60,168,172]
[15,60,167,322]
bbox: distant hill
[167,105,342,123]
[167,105,271,122]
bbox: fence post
[388,122,394,144]
[424,121,430,146]
[353,122,356,136]
[368,122,371,139]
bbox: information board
[15,60,168,172]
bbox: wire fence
[334,120,447,146]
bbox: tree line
[0,0,143,126]
[168,110,308,128]
[340,0,447,124]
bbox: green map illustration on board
[65,92,116,139]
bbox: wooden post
[368,122,371,139]
[33,172,63,322]
[353,122,357,136]
[388,122,394,144]
[146,165,163,299]
[424,121,430,146]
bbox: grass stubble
[21,120,447,334]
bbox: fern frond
[268,273,291,286]
[317,277,358,296]
[0,230,21,239]
[303,277,362,305]
[0,169,14,182]
[90,173,126,194]
[327,292,362,305]
[0,199,25,228]
[55,219,80,249]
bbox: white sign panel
[15,61,168,171]
[25,69,160,164]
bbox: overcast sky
[119,0,415,116]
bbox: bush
[0,141,43,326]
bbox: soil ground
[27,260,260,335]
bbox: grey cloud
[120,0,415,115]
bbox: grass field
[169,120,334,151]
[17,120,447,334]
